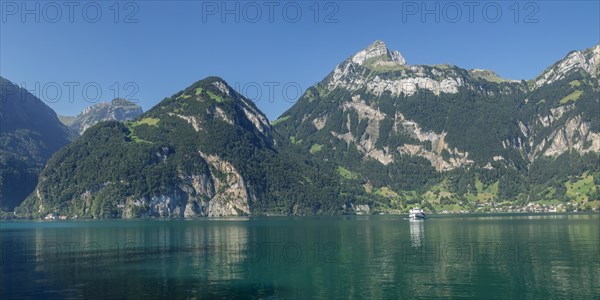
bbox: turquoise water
[1,214,598,299]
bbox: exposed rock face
[537,105,572,128]
[535,44,600,87]
[365,74,462,96]
[75,168,234,218]
[70,147,255,219]
[342,95,386,121]
[332,95,392,165]
[214,107,233,125]
[146,193,186,218]
[198,151,252,217]
[393,112,473,171]
[84,145,253,219]
[64,98,143,134]
[168,113,203,132]
[539,115,600,157]
[351,204,370,214]
[351,40,406,65]
[312,116,327,130]
[237,98,270,134]
[509,101,599,161]
[326,41,464,97]
[328,93,473,169]
[212,81,231,95]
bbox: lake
[1,214,598,299]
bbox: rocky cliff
[60,98,143,135]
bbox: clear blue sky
[1,1,599,120]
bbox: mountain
[273,41,600,213]
[16,77,345,218]
[468,69,514,83]
[11,42,600,218]
[0,76,73,211]
[60,98,143,135]
[534,44,600,87]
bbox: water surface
[1,214,598,299]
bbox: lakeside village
[435,201,598,214]
[39,200,598,220]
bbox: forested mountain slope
[17,77,346,218]
[273,41,600,212]
[0,77,72,211]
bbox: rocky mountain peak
[468,69,514,83]
[177,76,234,101]
[351,40,406,66]
[66,98,143,135]
[110,97,138,106]
[535,43,600,87]
[81,102,109,115]
[469,69,499,77]
[326,40,462,96]
[165,76,271,136]
[585,43,600,76]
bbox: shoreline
[1,211,598,222]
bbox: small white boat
[409,208,426,220]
